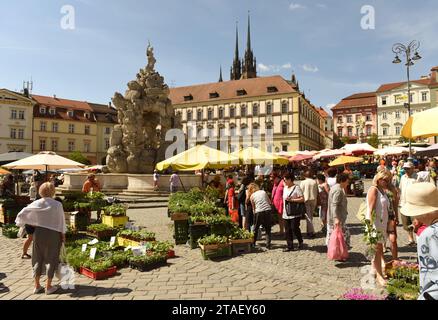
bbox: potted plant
[86,192,107,211]
[128,252,167,272]
[116,229,156,247]
[229,227,254,255]
[207,215,234,236]
[62,199,76,213]
[385,260,420,300]
[86,224,118,241]
[66,247,89,272]
[149,241,175,259]
[80,258,117,280]
[102,204,129,228]
[2,224,19,239]
[198,235,231,260]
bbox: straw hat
[400,183,438,217]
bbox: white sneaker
[45,285,59,295]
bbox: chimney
[431,66,438,83]
[53,94,57,99]
[108,101,112,108]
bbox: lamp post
[392,40,422,161]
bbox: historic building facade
[0,89,34,154]
[376,77,432,147]
[89,103,118,165]
[318,107,333,149]
[430,66,438,108]
[332,92,377,143]
[32,95,98,163]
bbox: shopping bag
[229,208,239,224]
[327,226,349,261]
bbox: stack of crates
[171,212,189,245]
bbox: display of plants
[198,234,229,246]
[74,202,92,216]
[149,241,175,258]
[117,229,156,242]
[86,224,118,240]
[62,200,76,212]
[2,224,19,238]
[230,227,254,241]
[86,192,107,211]
[128,252,167,272]
[103,204,127,216]
[66,247,89,271]
[385,260,420,300]
[189,214,208,225]
[82,259,114,273]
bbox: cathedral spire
[219,65,223,82]
[230,21,242,80]
[242,11,257,79]
[235,23,239,62]
[246,12,251,52]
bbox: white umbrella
[313,149,347,160]
[341,143,376,155]
[374,146,409,157]
[3,151,85,171]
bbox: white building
[376,77,432,147]
[0,89,34,154]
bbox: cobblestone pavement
[0,181,417,300]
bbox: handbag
[285,186,305,218]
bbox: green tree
[367,133,380,149]
[341,136,350,146]
[69,151,91,165]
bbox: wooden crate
[199,243,232,260]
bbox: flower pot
[80,266,117,280]
[167,249,176,259]
[102,215,129,228]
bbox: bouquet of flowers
[343,288,386,300]
[362,210,384,260]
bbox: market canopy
[341,143,376,155]
[3,151,86,171]
[402,107,438,139]
[374,146,409,157]
[290,154,314,162]
[313,149,347,160]
[416,144,438,157]
[155,145,239,171]
[0,152,33,165]
[232,146,290,165]
[329,155,363,167]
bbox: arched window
[241,104,247,117]
[207,109,213,120]
[230,106,236,118]
[266,102,272,115]
[197,109,203,121]
[219,107,224,119]
[282,122,289,135]
[281,101,288,113]
[187,110,192,121]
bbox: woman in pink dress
[272,172,285,235]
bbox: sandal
[21,254,31,259]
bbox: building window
[49,108,56,116]
[84,112,90,119]
[241,126,248,136]
[230,125,236,137]
[282,144,288,152]
[281,101,288,113]
[382,112,387,120]
[67,110,74,117]
[347,127,353,136]
[217,108,223,119]
[240,105,246,117]
[40,107,46,114]
[187,110,192,121]
[84,142,90,153]
[395,126,401,135]
[105,127,111,134]
[366,126,372,136]
[68,124,75,133]
[395,111,400,119]
[18,129,24,140]
[253,104,259,116]
[52,123,58,132]
[382,97,387,105]
[383,127,388,136]
[422,92,428,102]
[68,141,75,152]
[11,110,17,119]
[366,114,372,121]
[40,122,47,132]
[337,128,343,137]
[18,110,25,120]
[409,93,414,103]
[105,138,110,149]
[207,109,213,120]
[266,103,272,115]
[282,123,288,135]
[347,115,352,123]
[337,116,343,124]
[230,107,235,118]
[40,139,46,151]
[85,125,90,135]
[197,109,203,121]
[10,128,16,139]
[51,140,58,152]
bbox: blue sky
[1,0,437,112]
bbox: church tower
[230,25,242,81]
[241,13,257,79]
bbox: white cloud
[258,62,293,73]
[302,64,319,73]
[289,3,306,11]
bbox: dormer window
[209,92,219,99]
[49,108,56,115]
[184,94,193,101]
[68,110,74,117]
[267,86,278,93]
[40,107,46,114]
[237,89,247,96]
[84,112,90,119]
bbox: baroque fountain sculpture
[106,44,180,174]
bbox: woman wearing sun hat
[401,182,438,300]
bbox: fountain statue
[106,44,180,173]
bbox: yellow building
[90,103,117,164]
[31,95,98,164]
[0,89,34,154]
[170,75,325,153]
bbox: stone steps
[126,202,169,209]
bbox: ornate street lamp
[392,40,422,160]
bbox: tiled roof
[376,78,431,92]
[169,76,297,105]
[90,103,118,123]
[32,94,92,111]
[332,92,377,110]
[317,107,330,118]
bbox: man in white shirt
[300,170,318,237]
[399,162,418,246]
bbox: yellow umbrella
[402,107,438,139]
[232,146,289,165]
[329,155,363,167]
[0,168,11,175]
[155,145,239,171]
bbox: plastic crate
[209,224,231,236]
[231,240,253,255]
[129,260,167,272]
[80,266,117,280]
[199,243,232,260]
[102,215,129,228]
[173,220,189,245]
[189,224,209,249]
